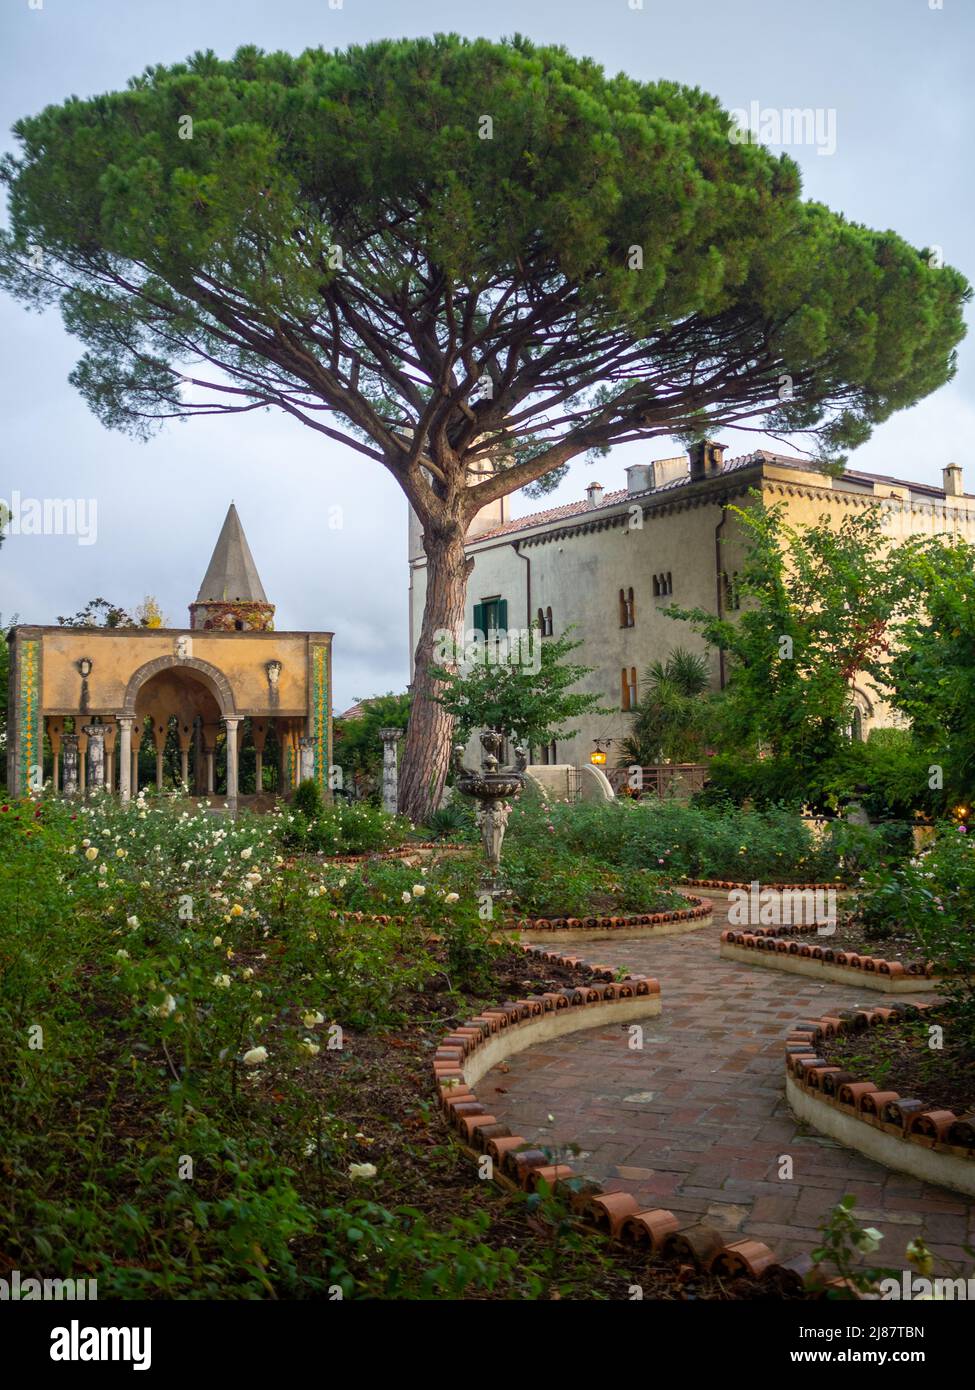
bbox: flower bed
[786,1004,975,1197]
[323,841,468,866]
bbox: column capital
[223,716,240,730]
[82,723,107,740]
[378,727,403,743]
[116,713,135,728]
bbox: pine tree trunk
[398,528,472,825]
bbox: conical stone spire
[189,504,275,631]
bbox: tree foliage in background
[332,692,411,800]
[0,35,967,818]
[0,613,17,783]
[616,647,715,766]
[57,597,136,628]
[56,594,168,628]
[669,499,913,780]
[885,538,975,808]
[433,629,608,752]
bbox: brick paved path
[488,903,974,1271]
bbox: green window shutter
[498,598,508,633]
[472,602,485,637]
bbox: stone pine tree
[0,37,967,820]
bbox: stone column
[76,729,88,795]
[224,717,240,817]
[251,719,268,796]
[378,728,402,815]
[102,719,117,792]
[193,717,205,793]
[118,716,134,804]
[298,735,315,784]
[176,720,193,793]
[131,720,143,797]
[62,734,79,795]
[82,724,106,792]
[47,718,64,793]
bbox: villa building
[408,443,975,769]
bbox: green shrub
[293,778,324,819]
[856,824,975,1043]
[278,800,409,856]
[424,799,478,842]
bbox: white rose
[411,883,426,897]
[213,974,232,989]
[348,1162,377,1180]
[242,1046,267,1066]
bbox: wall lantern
[77,656,93,678]
[589,738,611,766]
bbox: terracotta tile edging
[504,894,713,940]
[682,878,851,893]
[785,1003,975,1197]
[433,943,822,1296]
[720,930,939,993]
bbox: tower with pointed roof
[189,503,275,631]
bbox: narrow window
[545,606,553,636]
[621,667,638,711]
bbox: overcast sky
[1,0,972,712]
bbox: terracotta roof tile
[467,450,964,545]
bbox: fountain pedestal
[452,731,526,897]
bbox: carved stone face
[175,636,191,659]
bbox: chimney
[688,439,728,482]
[626,463,653,495]
[943,463,964,497]
[585,481,604,509]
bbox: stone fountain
[452,731,527,893]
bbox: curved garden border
[505,895,713,941]
[720,930,938,993]
[786,1005,975,1197]
[431,944,840,1295]
[681,877,851,902]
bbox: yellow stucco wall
[35,628,327,716]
